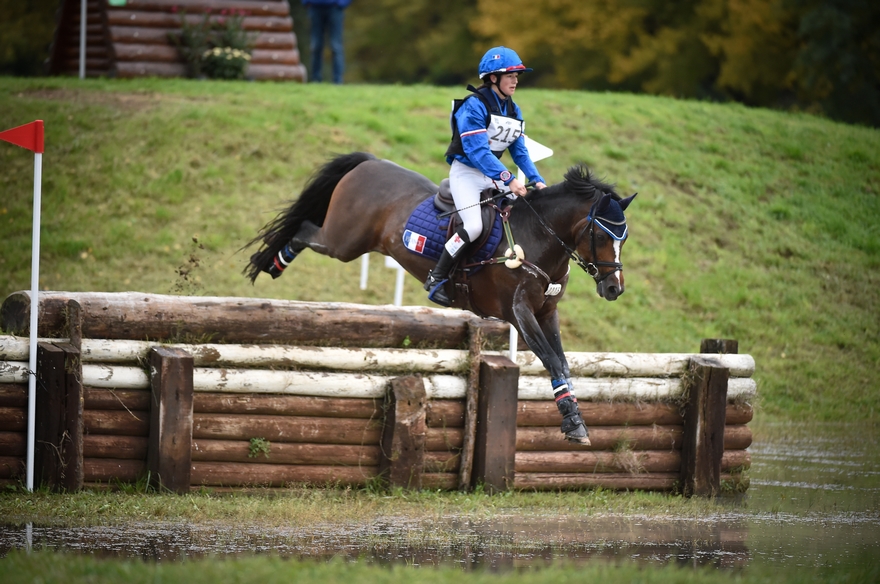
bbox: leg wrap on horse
[264,242,299,279]
[553,379,590,444]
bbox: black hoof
[564,423,591,445]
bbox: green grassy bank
[1,77,878,422]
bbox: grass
[2,549,877,584]
[0,487,723,527]
[1,77,878,423]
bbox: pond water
[1,421,878,572]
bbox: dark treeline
[3,0,878,127]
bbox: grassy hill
[1,77,877,423]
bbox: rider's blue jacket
[445,86,545,186]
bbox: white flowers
[202,46,252,61]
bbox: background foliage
[1,0,878,126]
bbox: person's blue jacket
[446,87,545,186]
[302,0,352,7]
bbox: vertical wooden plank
[147,347,193,494]
[56,342,83,492]
[700,339,738,355]
[378,375,426,489]
[680,356,729,497]
[472,355,518,493]
[66,299,83,351]
[458,322,483,491]
[35,343,65,489]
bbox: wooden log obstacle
[0,292,755,496]
[48,0,307,81]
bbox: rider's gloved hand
[508,178,529,197]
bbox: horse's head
[575,192,636,301]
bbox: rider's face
[492,72,519,97]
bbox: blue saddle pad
[402,197,504,264]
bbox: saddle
[432,179,501,248]
[402,180,505,265]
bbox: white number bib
[487,114,524,153]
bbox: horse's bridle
[520,196,625,283]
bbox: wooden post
[35,342,83,491]
[66,299,82,351]
[700,339,738,354]
[147,347,193,494]
[378,375,426,489]
[458,322,483,491]
[679,338,734,497]
[472,355,518,493]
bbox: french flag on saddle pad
[403,229,427,254]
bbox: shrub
[169,8,254,80]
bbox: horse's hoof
[564,424,591,445]
[565,433,591,445]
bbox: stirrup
[423,270,444,291]
[426,279,452,307]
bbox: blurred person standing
[302,0,352,84]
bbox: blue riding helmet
[478,47,533,79]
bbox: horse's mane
[539,163,619,201]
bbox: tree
[789,0,880,126]
[0,0,60,76]
[345,0,481,85]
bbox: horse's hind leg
[278,218,367,269]
[262,221,328,279]
[290,221,330,256]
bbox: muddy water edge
[0,420,878,575]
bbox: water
[1,421,878,572]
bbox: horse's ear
[595,193,613,214]
[619,192,637,211]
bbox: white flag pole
[26,150,42,491]
[79,0,87,79]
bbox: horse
[244,152,635,444]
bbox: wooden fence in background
[48,0,307,81]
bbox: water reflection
[0,516,749,569]
[0,422,878,571]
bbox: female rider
[423,46,548,307]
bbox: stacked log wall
[0,292,756,493]
[49,0,306,81]
[0,382,27,484]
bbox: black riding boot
[557,396,591,445]
[424,229,471,307]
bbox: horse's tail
[243,152,377,283]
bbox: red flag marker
[1,119,45,492]
[0,120,44,153]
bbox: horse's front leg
[511,293,590,445]
[536,310,590,444]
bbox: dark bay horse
[245,152,635,444]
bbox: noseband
[521,196,625,284]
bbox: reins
[452,185,626,286]
[518,194,624,283]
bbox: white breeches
[449,160,501,242]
